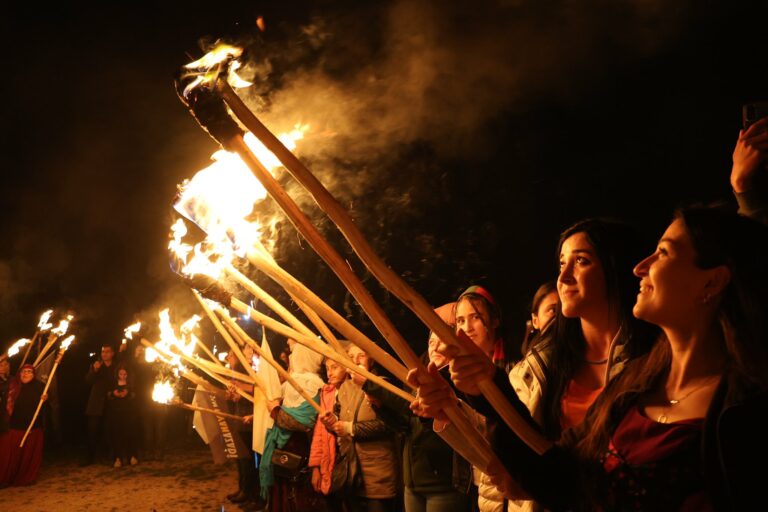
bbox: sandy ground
[1,439,253,512]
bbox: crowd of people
[0,116,765,512]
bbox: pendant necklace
[657,376,719,423]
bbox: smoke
[218,0,693,317]
[240,0,689,168]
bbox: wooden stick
[215,307,323,414]
[195,337,221,366]
[225,264,316,339]
[192,290,267,396]
[193,355,254,383]
[181,371,226,399]
[169,400,247,422]
[217,81,551,455]
[245,245,408,383]
[140,339,254,403]
[33,333,58,367]
[19,331,40,367]
[20,346,67,447]
[230,298,414,403]
[225,261,348,359]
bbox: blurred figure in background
[519,281,558,357]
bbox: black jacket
[364,372,473,495]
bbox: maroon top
[602,406,712,511]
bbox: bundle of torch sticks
[133,44,552,484]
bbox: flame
[38,309,54,331]
[145,347,160,363]
[181,44,249,97]
[184,44,242,71]
[218,351,228,362]
[228,60,252,88]
[51,316,73,336]
[150,309,200,371]
[7,338,31,357]
[152,381,175,404]
[172,125,309,275]
[124,322,142,340]
[59,335,75,351]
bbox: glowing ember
[59,335,75,351]
[152,381,175,404]
[7,338,31,357]
[124,322,142,340]
[38,310,54,331]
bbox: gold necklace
[656,376,719,423]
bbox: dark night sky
[2,1,767,441]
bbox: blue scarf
[259,395,319,499]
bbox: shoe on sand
[113,458,122,468]
[130,456,138,466]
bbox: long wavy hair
[575,205,768,459]
[539,218,658,437]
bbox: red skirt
[0,428,44,486]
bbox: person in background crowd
[456,286,514,375]
[0,364,47,486]
[309,357,350,505]
[106,365,139,468]
[364,303,474,512]
[83,344,119,466]
[261,341,324,512]
[452,285,515,512]
[519,281,558,357]
[323,343,399,512]
[225,348,265,509]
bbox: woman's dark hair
[576,205,768,460]
[540,218,658,437]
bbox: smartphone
[742,102,768,130]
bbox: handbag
[272,431,310,479]
[271,448,305,476]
